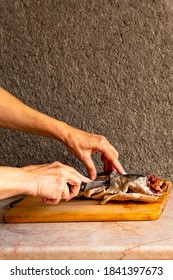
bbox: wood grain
[3,183,171,223]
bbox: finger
[112,158,126,174]
[42,176,67,205]
[61,184,70,200]
[58,175,80,200]
[101,156,108,172]
[101,154,121,173]
[66,185,80,201]
[101,154,115,172]
[68,171,91,183]
[58,165,91,183]
[101,146,126,174]
[42,197,61,205]
[106,160,113,172]
[82,157,97,180]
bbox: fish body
[78,171,169,204]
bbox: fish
[78,170,170,204]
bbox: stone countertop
[0,191,173,260]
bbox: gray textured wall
[0,0,173,180]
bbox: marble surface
[0,191,173,260]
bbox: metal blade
[80,180,110,192]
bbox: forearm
[0,166,32,200]
[0,87,70,143]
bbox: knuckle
[62,193,69,200]
[53,199,61,205]
[98,135,107,146]
[82,153,90,161]
[56,182,64,192]
[51,197,61,204]
[56,166,65,176]
[51,161,61,167]
[51,193,59,200]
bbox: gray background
[0,0,173,180]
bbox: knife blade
[80,180,110,192]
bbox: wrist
[0,167,34,200]
[46,117,73,144]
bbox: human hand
[64,126,125,180]
[23,161,90,204]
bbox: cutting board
[3,183,171,223]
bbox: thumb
[82,156,97,180]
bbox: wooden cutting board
[3,184,171,223]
